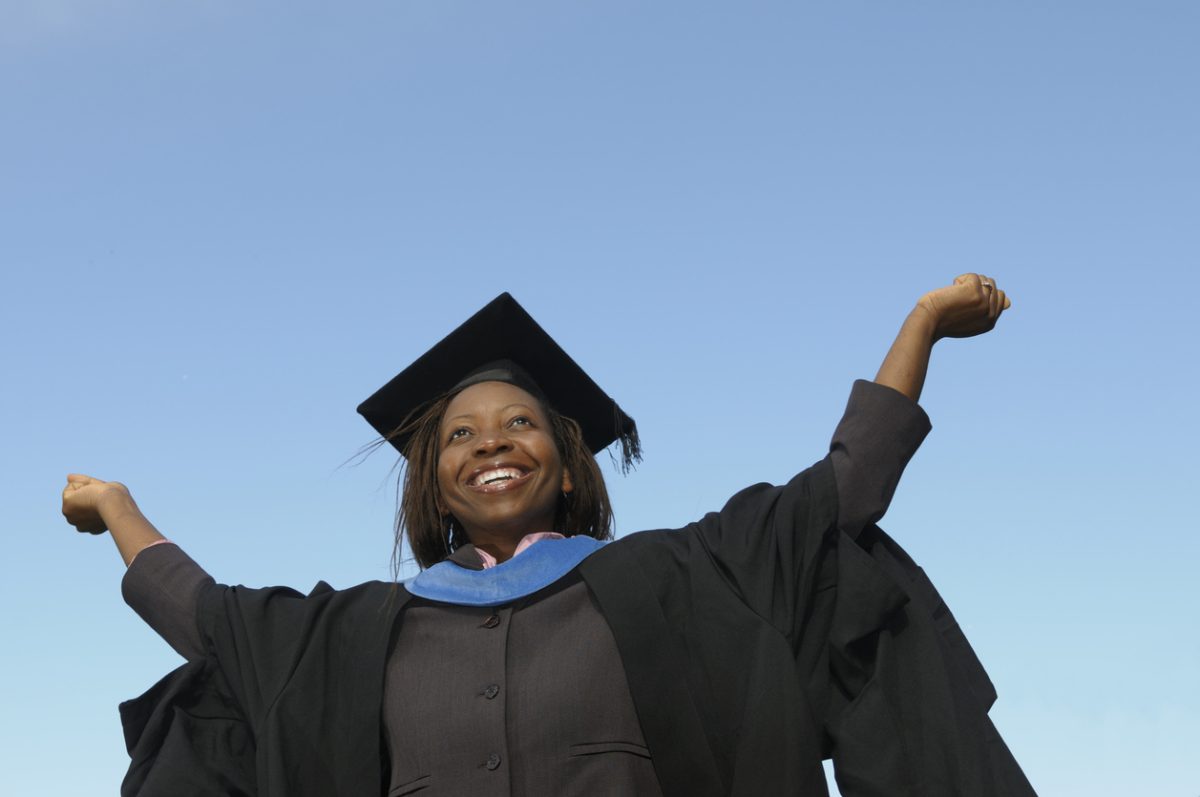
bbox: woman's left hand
[916,273,1011,341]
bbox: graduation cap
[357,293,641,469]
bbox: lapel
[335,582,413,797]
[579,544,727,797]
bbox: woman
[63,275,1034,796]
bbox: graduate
[62,274,1036,796]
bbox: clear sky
[2,1,1197,794]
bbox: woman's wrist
[97,483,138,525]
[873,304,939,403]
[907,301,942,343]
[100,487,167,566]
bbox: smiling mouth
[467,466,533,492]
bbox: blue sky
[2,1,1197,794]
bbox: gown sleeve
[689,379,930,644]
[119,546,262,796]
[122,540,335,728]
[690,380,1036,796]
[118,545,341,796]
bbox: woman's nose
[473,431,512,456]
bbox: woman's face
[436,381,572,546]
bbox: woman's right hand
[62,474,130,535]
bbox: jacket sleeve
[122,543,213,661]
[830,380,931,539]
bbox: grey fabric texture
[122,543,212,660]
[385,577,659,796]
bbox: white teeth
[475,467,523,486]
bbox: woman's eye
[448,427,470,442]
[509,416,532,428]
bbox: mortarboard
[357,293,640,469]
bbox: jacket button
[483,684,500,699]
[485,753,502,771]
[481,614,501,628]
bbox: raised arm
[823,277,1031,795]
[62,474,211,659]
[874,273,1011,402]
[830,274,1011,536]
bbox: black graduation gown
[119,457,1035,796]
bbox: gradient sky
[3,2,1197,794]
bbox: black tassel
[613,406,642,474]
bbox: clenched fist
[917,273,1011,340]
[61,474,129,535]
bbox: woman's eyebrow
[443,403,537,425]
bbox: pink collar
[476,532,565,569]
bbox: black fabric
[118,458,1034,796]
[828,525,1030,796]
[580,462,840,796]
[119,660,255,797]
[452,360,548,402]
[203,580,409,797]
